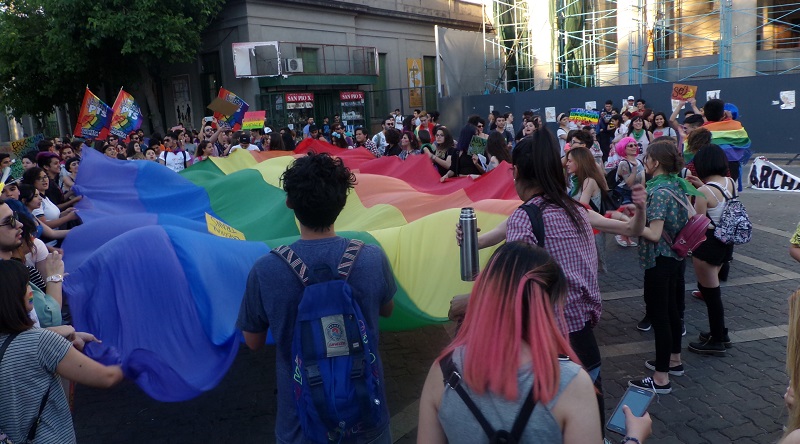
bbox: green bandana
[646,173,704,198]
[568,175,580,197]
[632,128,644,140]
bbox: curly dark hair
[280,152,356,231]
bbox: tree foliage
[0,0,225,127]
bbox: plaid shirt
[507,196,601,333]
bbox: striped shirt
[0,329,75,444]
[506,196,601,333]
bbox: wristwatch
[46,274,64,283]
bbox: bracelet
[621,437,641,444]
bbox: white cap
[627,96,635,101]
[263,126,272,134]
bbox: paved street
[72,158,800,443]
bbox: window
[297,47,319,73]
[201,52,221,114]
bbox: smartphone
[606,386,655,435]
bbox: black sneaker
[637,316,651,332]
[629,376,671,394]
[645,360,685,376]
[688,338,727,356]
[698,330,732,348]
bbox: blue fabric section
[64,224,262,401]
[164,225,270,344]
[71,148,148,222]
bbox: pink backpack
[658,188,710,257]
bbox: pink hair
[437,246,580,403]
[616,137,636,157]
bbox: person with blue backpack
[237,152,396,444]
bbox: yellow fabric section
[369,208,511,319]
[209,149,258,175]
[337,187,410,231]
[251,155,296,188]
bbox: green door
[423,56,437,112]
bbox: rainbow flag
[109,89,143,140]
[63,140,519,401]
[213,87,249,131]
[73,88,113,140]
[685,119,751,164]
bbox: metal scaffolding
[483,0,800,89]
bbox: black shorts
[692,228,734,266]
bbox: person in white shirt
[394,109,403,127]
[158,132,192,172]
[371,116,395,156]
[228,135,261,154]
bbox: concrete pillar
[530,0,553,90]
[617,0,639,85]
[730,0,757,78]
[0,111,10,143]
[55,106,69,139]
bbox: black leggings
[644,256,684,373]
[570,323,604,436]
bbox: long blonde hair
[785,289,800,438]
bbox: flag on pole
[109,89,143,140]
[213,87,249,131]
[73,88,113,140]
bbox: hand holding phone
[607,386,655,436]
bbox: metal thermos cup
[460,208,480,281]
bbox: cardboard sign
[468,136,487,156]
[242,111,266,130]
[207,97,239,117]
[672,84,698,101]
[205,213,246,240]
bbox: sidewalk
[72,165,800,443]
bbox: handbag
[658,188,711,257]
[0,334,51,444]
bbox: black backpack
[440,352,536,444]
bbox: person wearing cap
[1,176,21,201]
[626,96,638,114]
[228,134,260,154]
[158,131,192,172]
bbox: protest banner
[8,134,44,178]
[212,87,249,131]
[73,88,112,140]
[569,108,600,126]
[749,157,800,192]
[109,89,143,140]
[672,83,698,101]
[241,111,266,130]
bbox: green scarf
[632,128,644,140]
[568,175,580,197]
[646,173,704,198]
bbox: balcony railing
[232,41,378,78]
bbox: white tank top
[704,178,733,225]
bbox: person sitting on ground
[424,126,455,176]
[441,124,485,182]
[398,131,421,160]
[0,259,124,444]
[237,152,396,443]
[419,242,652,443]
[484,131,511,172]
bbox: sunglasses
[0,211,19,228]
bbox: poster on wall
[407,58,423,108]
[749,157,800,192]
[706,90,721,101]
[545,107,556,122]
[780,91,796,110]
[172,75,192,126]
[584,101,597,111]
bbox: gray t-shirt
[0,329,74,444]
[438,346,581,443]
[237,237,396,444]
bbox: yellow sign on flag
[205,213,246,240]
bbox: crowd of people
[0,94,799,444]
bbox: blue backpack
[273,239,388,443]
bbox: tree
[0,0,225,133]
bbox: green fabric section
[185,166,300,241]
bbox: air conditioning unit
[285,58,304,73]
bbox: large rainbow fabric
[684,120,752,164]
[63,141,520,401]
[73,88,113,140]
[109,90,143,139]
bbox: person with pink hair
[612,137,645,247]
[418,242,652,443]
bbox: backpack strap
[519,203,545,248]
[440,352,536,442]
[272,246,311,286]
[337,239,364,281]
[705,179,735,201]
